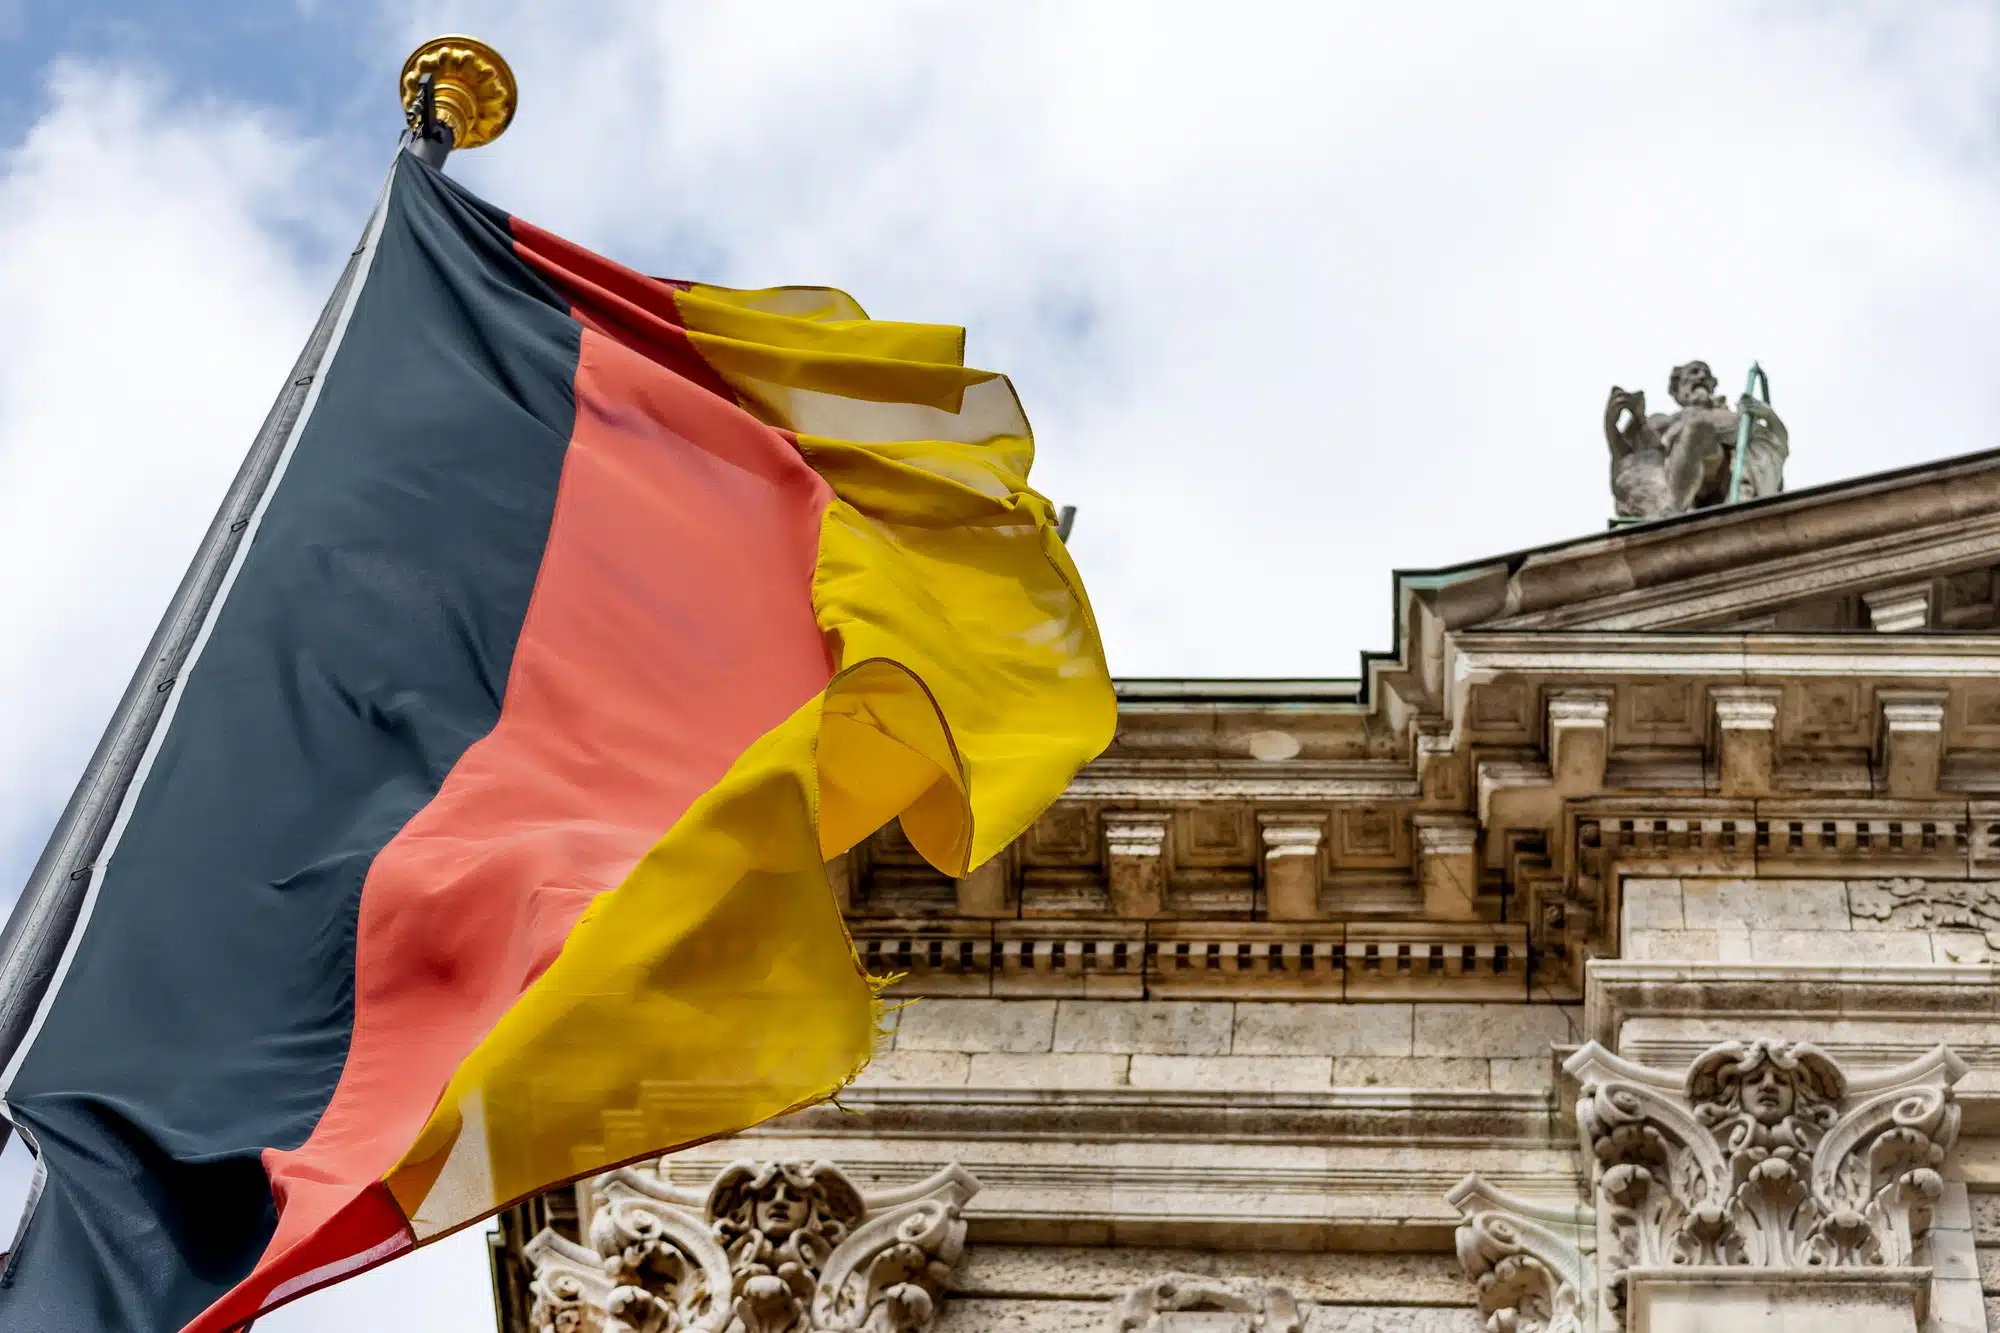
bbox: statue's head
[1668,360,1719,409]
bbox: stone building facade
[489,444,2000,1333]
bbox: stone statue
[1604,361,1788,520]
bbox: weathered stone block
[1412,1004,1577,1059]
[1128,1054,1331,1092]
[1053,1000,1234,1055]
[1681,878,1850,931]
[1622,877,1685,931]
[897,998,1058,1053]
[1626,928,1722,961]
[1930,1224,1981,1285]
[967,1052,1130,1089]
[1975,1194,2000,1244]
[1930,1277,1985,1333]
[854,1051,971,1087]
[1487,1057,1552,1093]
[1333,1056,1488,1090]
[1232,1002,1414,1057]
[936,1297,1106,1333]
[1306,1305,1482,1332]
[1747,929,1933,963]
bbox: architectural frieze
[1849,878,2000,954]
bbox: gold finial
[400,36,517,150]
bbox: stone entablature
[831,450,2000,1006]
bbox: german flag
[0,152,1113,1331]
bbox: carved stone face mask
[756,1179,810,1238]
[1741,1063,1796,1125]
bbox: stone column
[1710,686,1780,798]
[1413,814,1480,920]
[1258,814,1326,922]
[1104,812,1171,919]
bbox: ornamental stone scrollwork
[1565,1038,1963,1325]
[1447,1175,1593,1333]
[523,1160,978,1333]
[1111,1274,1304,1333]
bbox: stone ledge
[658,1132,1579,1251]
[759,1085,1559,1145]
[1583,961,2000,1047]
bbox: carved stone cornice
[849,918,1527,1001]
[524,1160,977,1333]
[1566,1040,1963,1323]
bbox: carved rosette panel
[524,1161,978,1333]
[1113,1274,1303,1333]
[1565,1039,1964,1323]
[1447,1175,1592,1333]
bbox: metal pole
[1726,362,1770,506]
[0,205,380,1120]
[407,72,457,168]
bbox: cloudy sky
[0,1,1997,1327]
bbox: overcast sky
[1,1,1998,1328]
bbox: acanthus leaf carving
[1447,1174,1592,1333]
[525,1160,978,1333]
[1564,1039,1963,1327]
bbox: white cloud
[0,63,346,883]
[0,58,495,1333]
[394,0,2000,676]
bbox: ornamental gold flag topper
[0,39,1113,1331]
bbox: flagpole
[0,38,517,1138]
